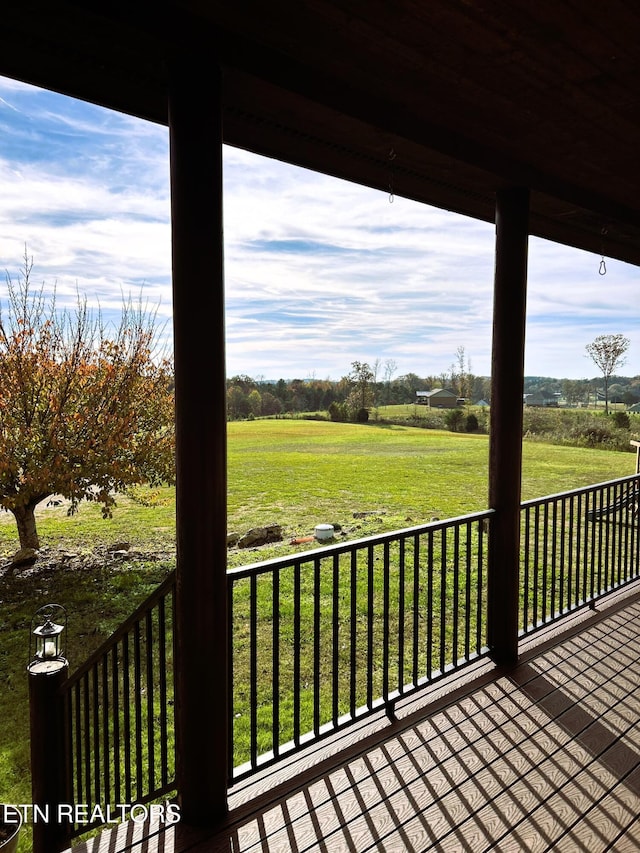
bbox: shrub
[465,413,479,432]
[328,401,348,422]
[580,426,613,447]
[408,411,448,430]
[355,407,370,423]
[612,411,631,430]
[522,408,556,435]
[445,408,465,432]
[519,408,637,453]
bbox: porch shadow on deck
[69,582,640,852]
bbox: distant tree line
[227,370,640,422]
[226,352,492,421]
[526,376,640,408]
[226,338,638,422]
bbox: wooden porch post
[487,187,530,666]
[169,52,228,822]
[28,660,69,852]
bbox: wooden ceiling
[2,1,640,264]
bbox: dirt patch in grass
[1,542,174,578]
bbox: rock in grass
[238,525,282,548]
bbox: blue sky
[0,74,638,381]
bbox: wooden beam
[487,187,530,666]
[169,51,228,823]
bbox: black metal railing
[228,510,492,780]
[51,473,640,837]
[60,571,176,838]
[520,474,640,635]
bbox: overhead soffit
[1,1,640,264]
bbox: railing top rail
[520,473,640,511]
[62,568,176,690]
[227,508,495,580]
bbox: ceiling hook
[599,226,608,275]
[387,148,396,203]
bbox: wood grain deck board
[68,589,640,853]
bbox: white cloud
[0,76,638,381]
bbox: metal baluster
[273,567,280,757]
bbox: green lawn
[227,420,634,562]
[0,419,637,850]
[227,421,489,558]
[1,419,634,560]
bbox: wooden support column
[169,52,228,823]
[488,187,530,666]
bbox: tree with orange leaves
[0,254,174,551]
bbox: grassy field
[0,419,637,850]
[225,419,635,564]
[1,418,635,560]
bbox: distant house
[524,391,558,408]
[417,388,458,409]
[627,403,640,413]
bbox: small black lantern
[29,604,67,666]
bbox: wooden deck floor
[70,583,640,852]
